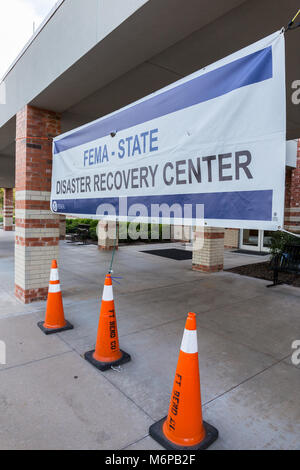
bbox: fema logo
[52,201,58,212]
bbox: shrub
[66,219,80,233]
[66,218,99,239]
[119,222,171,243]
[269,231,300,256]
[65,219,172,243]
[89,227,98,240]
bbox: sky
[0,0,58,79]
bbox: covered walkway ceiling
[0,0,299,187]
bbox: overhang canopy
[0,0,299,180]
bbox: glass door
[240,229,260,251]
[261,230,273,252]
[240,230,271,252]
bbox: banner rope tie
[285,9,300,31]
[279,228,300,239]
[108,222,118,274]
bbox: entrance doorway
[240,230,272,252]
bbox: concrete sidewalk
[0,231,299,450]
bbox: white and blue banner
[51,30,286,229]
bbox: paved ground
[0,231,299,450]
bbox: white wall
[0,0,148,129]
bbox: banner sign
[51,31,286,229]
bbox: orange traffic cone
[37,260,73,335]
[149,312,218,450]
[84,273,131,371]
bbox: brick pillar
[15,106,61,304]
[192,227,224,273]
[285,140,300,233]
[97,221,119,251]
[224,228,240,248]
[59,215,66,240]
[3,188,14,231]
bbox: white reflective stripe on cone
[180,329,198,354]
[50,269,59,281]
[49,283,61,293]
[102,285,113,301]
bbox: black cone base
[149,417,218,450]
[37,320,74,335]
[84,349,131,371]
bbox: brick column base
[3,188,14,231]
[15,106,61,304]
[15,285,49,304]
[192,227,224,273]
[97,221,119,251]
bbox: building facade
[0,0,299,302]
